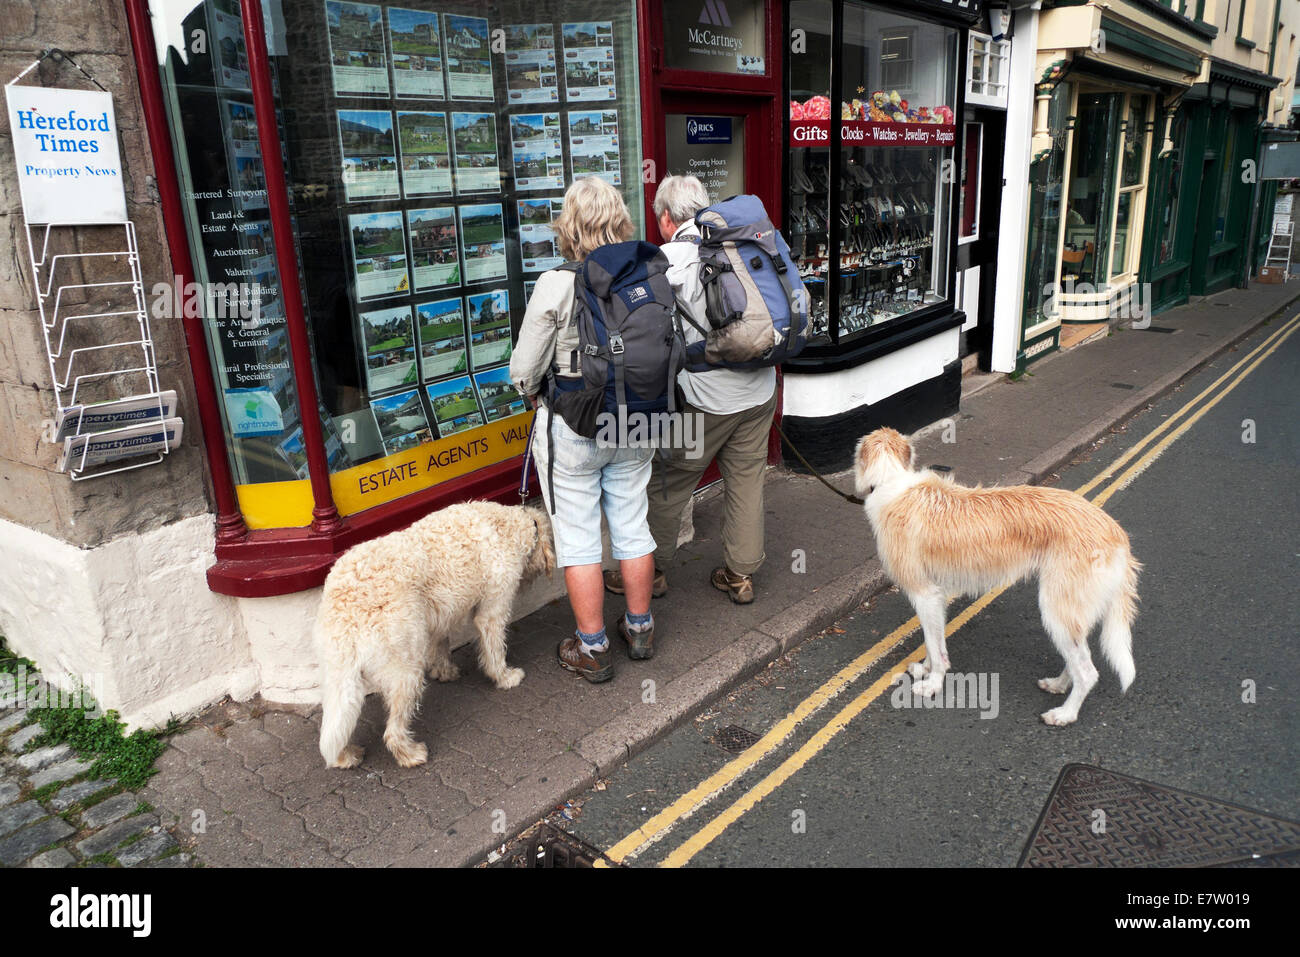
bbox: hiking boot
[618,616,655,660]
[556,637,613,683]
[711,566,755,604]
[603,567,668,598]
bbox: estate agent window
[151,0,642,530]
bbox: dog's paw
[1040,706,1078,727]
[391,741,429,768]
[430,661,461,682]
[494,666,525,690]
[912,674,943,698]
[328,745,364,769]
[1038,675,1071,695]
[909,661,931,680]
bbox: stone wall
[0,0,214,549]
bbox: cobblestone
[5,724,42,753]
[75,813,160,858]
[117,829,177,867]
[15,743,70,771]
[27,846,75,868]
[28,757,92,789]
[49,778,112,811]
[0,816,75,866]
[79,792,140,830]
[0,800,44,838]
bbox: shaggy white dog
[854,428,1140,726]
[316,501,555,768]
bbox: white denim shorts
[531,404,656,567]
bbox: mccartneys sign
[4,85,127,225]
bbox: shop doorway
[638,0,783,462]
[955,107,1005,370]
[648,93,778,239]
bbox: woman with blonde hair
[509,176,659,682]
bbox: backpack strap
[550,262,584,391]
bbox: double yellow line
[598,313,1300,868]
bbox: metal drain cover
[713,725,762,753]
[1019,764,1300,868]
[521,823,617,868]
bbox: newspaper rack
[24,220,182,480]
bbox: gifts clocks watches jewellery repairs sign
[662,0,766,76]
[4,86,127,225]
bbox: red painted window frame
[124,0,539,598]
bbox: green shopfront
[1143,60,1281,314]
[1018,0,1214,367]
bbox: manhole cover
[1019,764,1300,868]
[713,725,762,753]
[520,823,617,868]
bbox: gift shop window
[152,0,642,531]
[787,0,959,350]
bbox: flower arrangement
[788,91,953,125]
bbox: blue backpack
[549,241,685,437]
[683,195,809,371]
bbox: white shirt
[663,221,776,415]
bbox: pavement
[136,279,1300,868]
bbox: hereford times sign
[4,86,127,225]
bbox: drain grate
[713,725,762,753]
[1019,764,1300,867]
[1110,382,1136,390]
[522,823,616,868]
[1141,325,1179,334]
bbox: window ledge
[1236,37,1257,50]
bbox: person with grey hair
[604,174,778,605]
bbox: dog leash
[518,414,537,504]
[771,419,865,506]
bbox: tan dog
[316,501,555,768]
[853,428,1139,725]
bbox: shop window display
[1154,110,1188,267]
[1062,92,1121,287]
[154,0,642,525]
[787,0,956,347]
[1022,82,1069,329]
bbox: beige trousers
[646,390,777,576]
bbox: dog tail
[1100,550,1141,692]
[318,627,366,768]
